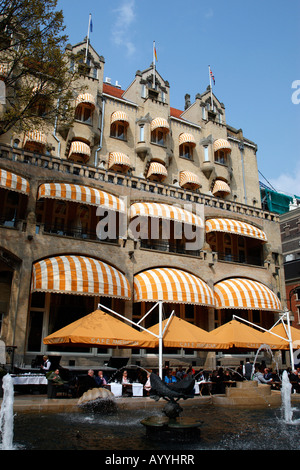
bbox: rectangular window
[204,146,209,161]
[139,125,145,142]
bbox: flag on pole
[154,43,158,62]
[210,67,215,85]
[90,17,93,33]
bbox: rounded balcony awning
[130,202,203,227]
[212,179,231,195]
[37,182,126,213]
[205,218,267,242]
[0,169,30,196]
[68,141,91,160]
[150,117,170,132]
[179,133,196,147]
[110,110,129,126]
[147,162,168,179]
[108,152,131,170]
[24,130,47,147]
[214,278,282,311]
[213,138,231,153]
[179,171,201,189]
[31,255,131,299]
[134,267,215,306]
[75,93,95,109]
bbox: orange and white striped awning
[110,110,129,125]
[150,117,170,132]
[213,138,231,153]
[179,171,201,189]
[68,141,91,159]
[147,162,168,179]
[75,93,95,109]
[214,278,282,311]
[130,202,203,227]
[108,152,131,169]
[212,179,231,195]
[37,183,126,213]
[0,169,30,196]
[134,268,215,306]
[206,218,267,242]
[24,130,47,146]
[31,255,131,299]
[179,133,196,147]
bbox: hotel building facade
[0,40,287,370]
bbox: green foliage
[0,0,83,135]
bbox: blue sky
[57,0,300,196]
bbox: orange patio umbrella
[206,319,287,350]
[142,315,224,350]
[43,309,156,349]
[264,322,300,349]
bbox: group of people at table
[42,355,300,398]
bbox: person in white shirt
[41,355,51,372]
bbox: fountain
[281,370,295,423]
[0,374,14,450]
[140,373,202,440]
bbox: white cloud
[268,162,300,197]
[112,0,136,57]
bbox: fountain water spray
[281,370,293,423]
[0,374,14,450]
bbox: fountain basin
[212,380,282,407]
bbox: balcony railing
[140,239,200,257]
[216,251,263,267]
[39,222,118,244]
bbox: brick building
[0,39,287,370]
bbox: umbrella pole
[159,301,163,379]
[286,310,294,371]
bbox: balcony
[140,239,200,257]
[37,222,118,244]
[216,251,264,267]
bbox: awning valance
[110,110,129,125]
[213,138,231,153]
[179,171,201,189]
[68,141,91,160]
[75,93,95,109]
[150,117,170,132]
[214,278,282,311]
[179,133,196,147]
[130,202,203,227]
[205,218,267,242]
[212,179,231,195]
[31,255,131,299]
[134,267,215,306]
[24,130,47,146]
[108,152,131,169]
[0,169,30,195]
[147,162,168,179]
[37,183,126,213]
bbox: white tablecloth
[13,375,48,385]
[110,383,122,397]
[132,383,143,396]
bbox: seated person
[121,370,130,384]
[95,370,107,387]
[253,365,273,384]
[121,370,132,396]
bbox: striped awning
[0,169,30,196]
[212,179,231,195]
[37,183,126,213]
[179,133,196,147]
[24,130,47,147]
[179,171,201,189]
[147,162,168,179]
[75,93,95,109]
[108,152,131,170]
[134,268,215,306]
[206,218,267,242]
[130,202,203,227]
[31,255,131,299]
[214,278,282,311]
[150,117,170,132]
[68,141,91,160]
[213,138,231,153]
[110,110,129,125]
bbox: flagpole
[153,40,156,89]
[209,65,213,109]
[85,13,92,64]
